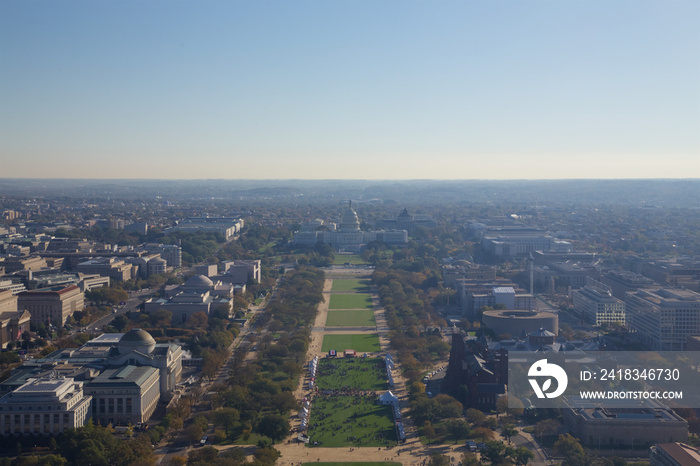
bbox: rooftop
[90,365,158,387]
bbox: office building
[0,290,30,349]
[626,288,700,351]
[18,285,84,326]
[124,222,148,235]
[456,279,534,318]
[562,397,687,448]
[0,256,47,274]
[442,262,496,289]
[76,257,138,282]
[650,442,700,466]
[166,217,244,240]
[221,260,261,284]
[142,243,181,268]
[572,279,625,326]
[600,270,657,301]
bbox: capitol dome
[185,274,214,288]
[118,329,156,355]
[340,202,360,231]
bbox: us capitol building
[294,202,408,252]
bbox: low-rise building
[0,256,48,274]
[650,442,700,466]
[572,279,625,326]
[78,274,110,292]
[221,260,261,284]
[482,309,558,337]
[0,377,92,436]
[562,397,688,448]
[626,288,700,351]
[442,262,496,289]
[600,270,657,301]
[76,257,137,282]
[18,285,84,326]
[85,366,160,426]
[166,217,244,240]
[456,279,534,318]
[141,243,181,268]
[0,289,31,348]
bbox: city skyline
[1,0,699,180]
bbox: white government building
[294,202,408,252]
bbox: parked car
[199,435,208,447]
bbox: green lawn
[306,396,396,447]
[332,254,367,265]
[316,357,387,391]
[329,294,373,310]
[322,334,381,352]
[331,279,371,293]
[325,310,376,327]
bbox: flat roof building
[0,377,92,436]
[76,257,137,282]
[18,285,84,326]
[600,270,657,301]
[563,397,688,449]
[650,442,700,466]
[85,366,160,426]
[166,217,244,240]
[573,279,625,326]
[626,288,700,351]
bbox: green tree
[213,408,240,437]
[514,446,535,465]
[253,446,281,465]
[534,418,561,440]
[428,453,450,466]
[446,418,470,444]
[187,446,218,465]
[112,314,130,332]
[422,421,436,445]
[434,393,463,418]
[555,433,589,466]
[255,414,289,442]
[501,424,518,443]
[462,452,480,466]
[472,426,495,442]
[186,423,204,443]
[466,408,486,426]
[483,440,507,464]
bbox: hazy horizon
[1,0,699,179]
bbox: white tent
[378,391,400,405]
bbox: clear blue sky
[1,0,698,179]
